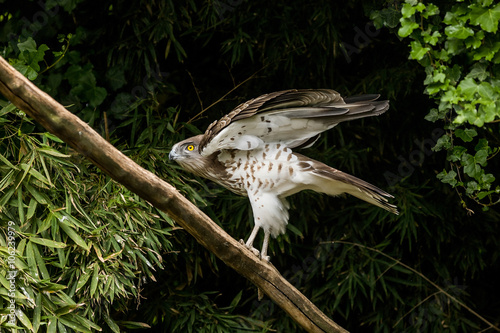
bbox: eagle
[169,89,398,261]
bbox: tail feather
[296,154,398,214]
[313,169,398,214]
[324,98,389,125]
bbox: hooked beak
[168,150,178,161]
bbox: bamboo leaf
[16,309,34,331]
[116,321,151,329]
[33,292,42,332]
[16,152,35,188]
[38,154,53,186]
[0,101,17,116]
[47,317,57,333]
[26,241,40,280]
[17,187,25,224]
[58,218,90,250]
[0,169,16,191]
[24,182,50,205]
[42,132,65,143]
[0,272,11,289]
[104,313,120,333]
[90,264,99,297]
[108,275,115,303]
[76,269,91,292]
[38,211,54,234]
[19,162,51,185]
[26,198,37,220]
[0,186,16,210]
[0,152,18,169]
[40,282,67,292]
[38,146,71,158]
[102,247,124,262]
[29,237,67,249]
[71,313,103,332]
[54,304,84,316]
[55,291,77,307]
[32,242,50,280]
[58,315,92,333]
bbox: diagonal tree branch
[0,56,348,333]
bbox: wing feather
[199,89,389,156]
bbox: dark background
[1,0,499,332]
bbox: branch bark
[0,56,348,333]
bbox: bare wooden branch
[0,56,348,333]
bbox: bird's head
[169,135,206,173]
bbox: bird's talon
[250,247,260,257]
[261,255,270,262]
[240,239,261,257]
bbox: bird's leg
[260,229,271,262]
[240,225,261,257]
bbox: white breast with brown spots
[217,143,315,238]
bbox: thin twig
[393,291,441,327]
[185,66,267,125]
[40,38,70,75]
[328,240,500,332]
[187,70,204,111]
[103,111,109,142]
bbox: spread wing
[199,89,389,157]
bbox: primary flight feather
[169,89,398,261]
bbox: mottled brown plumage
[170,89,397,261]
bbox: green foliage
[9,38,49,80]
[374,0,500,210]
[0,103,176,330]
[1,1,499,332]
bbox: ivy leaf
[462,153,482,178]
[477,190,493,200]
[466,180,479,195]
[11,38,50,80]
[473,40,500,61]
[448,145,467,162]
[446,38,465,55]
[106,66,127,91]
[424,3,440,17]
[398,18,419,37]
[455,128,477,142]
[469,3,500,33]
[87,86,107,107]
[467,62,489,80]
[433,134,452,151]
[423,30,442,45]
[401,3,418,18]
[475,138,489,151]
[67,65,108,107]
[410,40,430,60]
[477,81,497,101]
[474,149,488,166]
[445,23,474,39]
[458,77,479,96]
[479,103,499,123]
[425,108,446,122]
[437,170,458,186]
[482,173,495,184]
[464,31,485,49]
[371,7,401,29]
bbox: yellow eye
[186,145,195,151]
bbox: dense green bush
[1,0,499,332]
[374,0,500,211]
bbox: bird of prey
[169,89,398,261]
